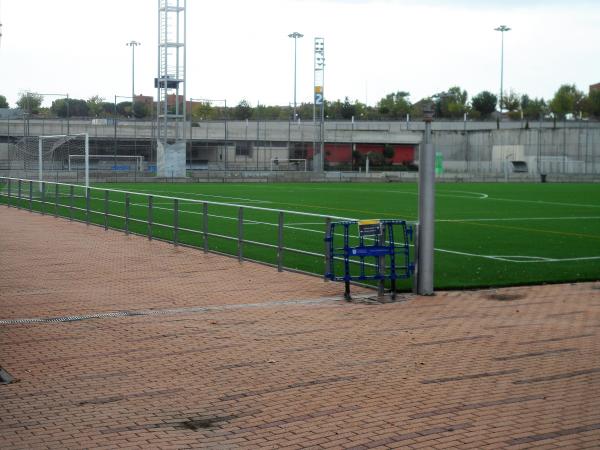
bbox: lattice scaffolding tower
[156,0,187,177]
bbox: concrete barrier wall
[1,118,599,175]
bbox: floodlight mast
[288,32,303,121]
[313,37,325,172]
[126,41,141,107]
[495,25,511,113]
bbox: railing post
[277,211,284,272]
[173,198,179,246]
[377,225,385,297]
[148,195,153,240]
[41,182,46,215]
[17,180,22,210]
[104,190,109,230]
[6,178,11,208]
[29,180,33,212]
[203,202,208,253]
[125,193,130,235]
[85,187,90,225]
[53,183,58,217]
[238,207,243,262]
[69,185,74,221]
[324,217,332,280]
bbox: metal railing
[1,177,374,280]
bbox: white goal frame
[39,133,89,189]
[269,158,307,172]
[68,154,143,172]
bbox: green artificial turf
[2,180,599,290]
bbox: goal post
[270,158,307,172]
[36,133,89,189]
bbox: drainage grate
[0,367,15,385]
[0,296,349,325]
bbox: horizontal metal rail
[0,177,412,284]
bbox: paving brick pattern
[1,207,600,449]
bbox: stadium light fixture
[288,32,303,121]
[126,41,141,107]
[494,25,510,114]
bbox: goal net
[9,134,89,188]
[270,158,307,171]
[68,154,143,172]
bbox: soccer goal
[9,134,89,189]
[270,158,307,171]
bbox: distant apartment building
[590,83,600,93]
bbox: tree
[0,95,8,108]
[377,91,411,119]
[521,95,548,119]
[132,101,150,118]
[549,84,585,119]
[340,97,356,120]
[87,96,105,117]
[51,98,89,117]
[434,86,468,118]
[116,101,132,117]
[586,89,600,119]
[233,100,252,120]
[16,92,43,114]
[471,91,497,118]
[502,90,520,112]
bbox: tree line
[3,83,599,121]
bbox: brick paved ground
[1,206,600,449]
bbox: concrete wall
[1,118,599,175]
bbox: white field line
[107,197,600,264]
[17,191,599,265]
[128,189,272,204]
[439,216,600,223]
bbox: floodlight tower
[288,32,303,121]
[495,25,511,113]
[156,0,187,177]
[313,37,325,172]
[126,40,141,106]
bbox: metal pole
[148,195,153,240]
[202,202,208,253]
[29,180,33,211]
[495,25,510,113]
[85,187,90,225]
[17,180,22,209]
[104,190,109,230]
[41,182,45,215]
[54,183,59,217]
[173,198,179,246]
[238,207,244,262]
[288,32,303,121]
[324,217,331,281]
[417,105,435,295]
[84,133,89,188]
[277,211,284,272]
[125,193,130,234]
[6,178,11,208]
[69,185,74,220]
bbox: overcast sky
[1,0,599,108]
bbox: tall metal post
[288,32,303,121]
[495,25,511,113]
[126,40,141,109]
[313,37,325,172]
[417,104,435,295]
